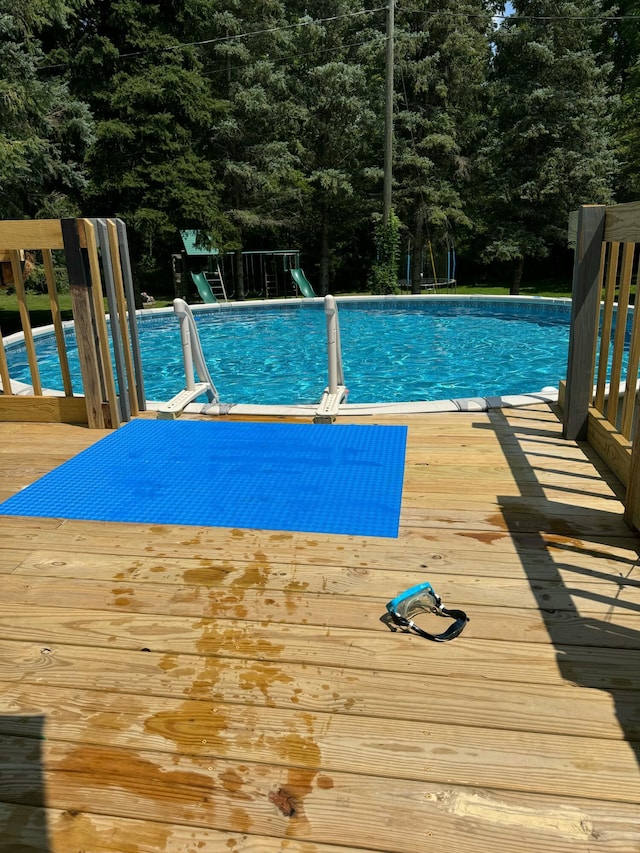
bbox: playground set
[178,231,316,303]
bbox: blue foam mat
[0,419,407,538]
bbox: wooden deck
[0,404,639,852]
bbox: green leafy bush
[369,210,401,295]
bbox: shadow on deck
[483,406,640,766]
[0,715,50,849]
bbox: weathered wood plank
[0,664,640,748]
[563,205,606,441]
[0,517,64,531]
[0,430,104,451]
[0,629,638,719]
[62,218,106,429]
[587,406,632,487]
[603,198,640,242]
[0,395,90,424]
[13,542,640,586]
[42,248,74,398]
[83,218,121,429]
[3,736,639,852]
[1,684,638,804]
[10,249,43,395]
[0,549,25,573]
[2,601,640,678]
[1,803,368,853]
[4,550,640,617]
[0,219,65,249]
[2,574,640,649]
[594,242,619,411]
[1,511,638,561]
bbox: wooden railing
[0,218,145,429]
[563,201,640,530]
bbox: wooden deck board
[0,407,639,851]
[5,736,639,853]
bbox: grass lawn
[0,292,74,337]
[0,292,173,337]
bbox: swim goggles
[386,581,469,642]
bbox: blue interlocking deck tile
[0,419,407,538]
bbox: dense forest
[0,0,635,295]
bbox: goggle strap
[391,606,468,643]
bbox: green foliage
[477,0,616,288]
[393,0,494,284]
[56,0,231,283]
[0,0,633,294]
[604,0,640,201]
[369,210,401,294]
[286,4,383,293]
[0,0,93,219]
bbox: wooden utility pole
[383,0,394,225]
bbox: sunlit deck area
[1,404,639,852]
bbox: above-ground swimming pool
[5,296,572,409]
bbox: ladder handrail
[325,294,344,393]
[314,294,348,422]
[173,298,218,402]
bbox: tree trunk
[234,248,245,300]
[319,203,330,296]
[410,213,425,294]
[510,256,524,295]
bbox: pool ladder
[314,295,348,422]
[159,295,348,420]
[158,299,218,419]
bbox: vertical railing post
[563,205,606,441]
[61,218,106,429]
[116,219,147,410]
[624,413,640,530]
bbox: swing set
[178,231,316,301]
[401,236,457,293]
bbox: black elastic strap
[391,606,468,642]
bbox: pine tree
[392,0,494,292]
[601,0,640,201]
[480,0,616,292]
[59,0,229,286]
[200,0,306,298]
[0,0,93,219]
[285,1,382,294]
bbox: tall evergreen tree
[601,0,640,201]
[59,0,228,285]
[480,1,616,292]
[393,0,494,292]
[0,0,93,219]
[201,0,306,298]
[286,2,382,294]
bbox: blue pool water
[5,297,573,405]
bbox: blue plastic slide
[290,268,317,298]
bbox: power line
[493,13,639,21]
[199,38,379,78]
[118,5,386,58]
[411,7,639,22]
[37,4,639,73]
[38,6,387,71]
